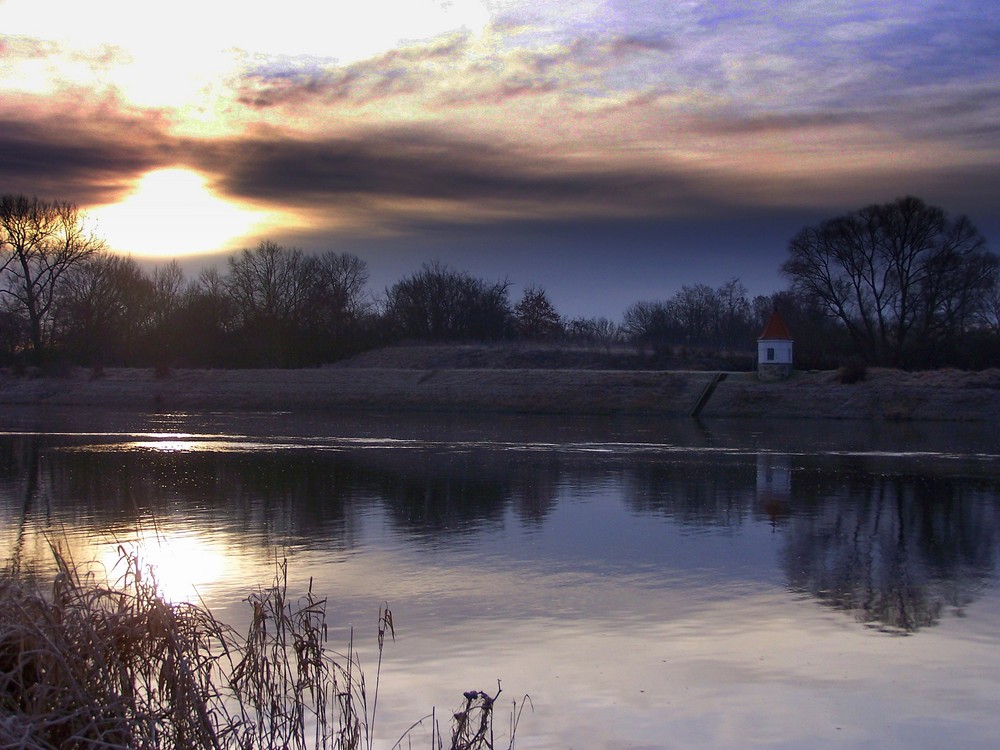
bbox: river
[1,406,999,749]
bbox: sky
[1,0,997,319]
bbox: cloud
[2,83,995,243]
[191,127,720,220]
[231,26,682,115]
[0,0,996,253]
[0,97,174,204]
[235,32,472,109]
[0,35,58,59]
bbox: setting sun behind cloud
[91,169,276,257]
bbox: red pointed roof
[758,310,793,340]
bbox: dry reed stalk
[389,683,530,750]
[0,543,230,749]
[0,545,524,750]
[228,560,382,750]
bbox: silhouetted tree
[621,300,671,352]
[225,240,317,365]
[668,283,717,345]
[316,251,370,317]
[714,278,753,349]
[0,194,104,363]
[984,283,1000,334]
[782,196,997,366]
[750,294,775,336]
[170,268,239,367]
[0,303,26,364]
[136,246,373,368]
[57,252,153,365]
[513,286,563,339]
[383,261,511,341]
[590,317,622,350]
[565,316,622,350]
[150,261,185,329]
[623,279,756,354]
[303,251,373,360]
[135,260,189,366]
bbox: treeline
[621,283,853,370]
[0,226,378,368]
[623,197,1000,369]
[1,193,998,370]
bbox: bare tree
[621,300,671,352]
[668,284,717,346]
[983,283,1000,335]
[0,300,26,363]
[225,241,318,364]
[150,261,186,328]
[295,250,373,361]
[163,267,240,367]
[312,251,371,325]
[384,261,511,341]
[188,267,237,335]
[623,279,755,353]
[782,196,997,365]
[226,240,314,328]
[0,194,104,362]
[589,317,622,352]
[58,252,153,365]
[714,278,752,349]
[565,316,622,351]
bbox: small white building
[757,310,793,380]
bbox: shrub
[836,357,868,384]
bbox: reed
[0,545,525,750]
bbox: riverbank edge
[0,366,998,421]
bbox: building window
[767,347,775,361]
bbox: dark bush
[836,356,868,383]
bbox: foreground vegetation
[0,548,525,749]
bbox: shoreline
[0,366,998,421]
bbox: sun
[91,169,274,257]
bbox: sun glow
[0,0,492,110]
[101,529,228,604]
[91,169,274,257]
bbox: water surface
[1,407,998,749]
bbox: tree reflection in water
[1,430,999,633]
[781,461,999,633]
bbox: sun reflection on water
[127,440,218,452]
[100,528,228,604]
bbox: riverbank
[0,365,998,421]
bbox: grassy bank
[0,350,998,420]
[0,548,523,750]
[0,366,716,415]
